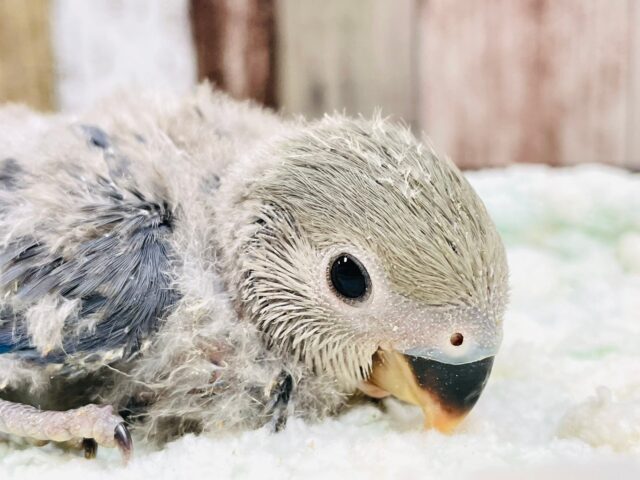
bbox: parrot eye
[329,253,370,301]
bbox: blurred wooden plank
[0,0,54,110]
[628,0,640,170]
[190,0,276,106]
[418,0,630,169]
[276,0,418,126]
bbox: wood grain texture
[627,0,640,170]
[418,0,631,169]
[276,0,419,127]
[190,0,276,106]
[0,0,54,111]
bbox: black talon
[267,371,294,433]
[82,438,98,459]
[114,422,133,464]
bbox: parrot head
[222,116,508,432]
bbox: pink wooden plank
[627,0,640,170]
[418,0,630,169]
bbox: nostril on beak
[450,332,464,346]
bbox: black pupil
[330,255,368,299]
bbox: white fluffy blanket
[1,165,639,479]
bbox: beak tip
[421,403,467,434]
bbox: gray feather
[0,141,179,362]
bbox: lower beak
[360,348,494,433]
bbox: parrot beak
[360,347,494,433]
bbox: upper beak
[360,348,494,433]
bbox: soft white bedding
[1,165,639,480]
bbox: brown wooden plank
[276,0,419,126]
[0,0,54,111]
[190,0,277,107]
[418,0,630,169]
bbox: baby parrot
[0,86,508,460]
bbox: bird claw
[265,371,294,433]
[81,419,132,464]
[114,423,133,464]
[0,400,133,463]
[82,438,98,459]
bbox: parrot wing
[0,126,180,365]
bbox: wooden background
[1,0,639,170]
[0,0,54,111]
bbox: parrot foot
[82,438,98,459]
[265,370,294,433]
[0,399,133,463]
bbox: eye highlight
[329,253,370,301]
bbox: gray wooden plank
[276,0,418,126]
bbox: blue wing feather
[0,126,180,364]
